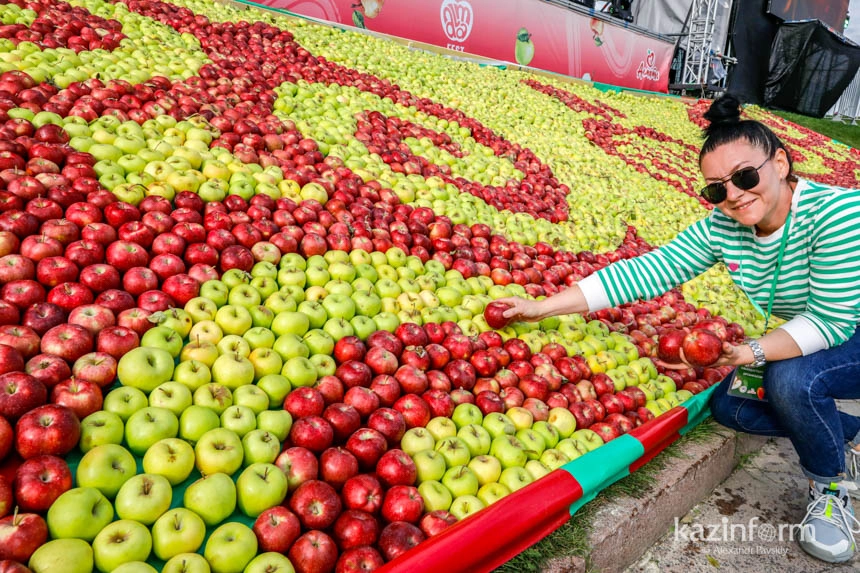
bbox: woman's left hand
[656,341,752,370]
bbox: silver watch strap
[748,339,766,367]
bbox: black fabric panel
[764,21,860,117]
[726,0,779,105]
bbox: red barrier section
[378,469,584,573]
[261,0,674,91]
[627,406,688,472]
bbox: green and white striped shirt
[579,179,860,355]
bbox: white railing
[827,68,860,123]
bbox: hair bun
[703,93,742,137]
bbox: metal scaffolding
[680,0,719,87]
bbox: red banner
[260,0,674,92]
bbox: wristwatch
[747,339,766,367]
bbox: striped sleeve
[790,192,860,350]
[579,217,719,310]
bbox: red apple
[289,479,342,530]
[14,454,71,512]
[0,512,47,563]
[15,404,80,459]
[252,506,301,554]
[378,521,425,561]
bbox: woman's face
[700,140,790,229]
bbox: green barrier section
[563,434,645,515]
[679,384,718,435]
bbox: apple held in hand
[484,301,513,330]
[681,330,722,367]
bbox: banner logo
[441,0,473,43]
[636,49,660,81]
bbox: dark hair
[700,94,794,180]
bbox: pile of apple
[0,0,125,53]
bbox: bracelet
[747,339,766,367]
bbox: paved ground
[627,401,860,573]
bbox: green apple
[531,421,560,449]
[457,424,492,457]
[477,482,511,506]
[303,329,334,356]
[185,297,218,323]
[92,519,152,572]
[221,405,257,438]
[481,412,517,439]
[47,487,114,541]
[193,383,234,415]
[163,553,211,573]
[451,403,483,429]
[525,459,552,481]
[125,406,179,456]
[271,311,310,337]
[29,538,94,573]
[540,448,571,470]
[204,522,258,573]
[117,347,175,393]
[489,435,527,469]
[556,438,587,461]
[434,437,471,468]
[498,466,533,492]
[173,359,213,391]
[467,454,502,486]
[273,334,309,361]
[215,305,253,336]
[216,335,251,358]
[179,404,221,444]
[449,495,485,520]
[571,429,605,452]
[200,281,229,307]
[413,449,447,483]
[79,410,125,453]
[400,427,437,456]
[103,386,148,422]
[76,443,137,499]
[248,348,283,380]
[152,508,207,561]
[243,326,276,350]
[425,416,458,441]
[140,326,184,358]
[211,353,256,390]
[441,465,480,498]
[417,480,453,512]
[516,429,547,460]
[242,429,281,465]
[256,410,292,442]
[114,473,172,525]
[237,462,288,517]
[233,385,270,414]
[183,473,237,527]
[142,438,195,485]
[282,356,318,388]
[244,552,296,573]
[256,374,292,408]
[149,382,193,416]
[195,427,244,475]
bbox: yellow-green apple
[46,487,113,542]
[151,508,206,562]
[448,495,485,520]
[183,473,237,527]
[195,428,243,476]
[117,347,174,393]
[178,404,220,445]
[204,522,258,573]
[124,406,179,456]
[477,482,511,506]
[467,454,503,486]
[79,410,124,452]
[75,443,136,499]
[237,463,288,517]
[142,438,195,486]
[28,538,93,573]
[114,474,172,525]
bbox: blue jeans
[709,327,860,483]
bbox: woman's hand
[656,341,753,370]
[495,297,545,323]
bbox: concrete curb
[541,428,768,573]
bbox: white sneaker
[799,481,860,563]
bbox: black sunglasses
[700,157,770,204]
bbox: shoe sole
[799,538,855,564]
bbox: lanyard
[746,209,792,332]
